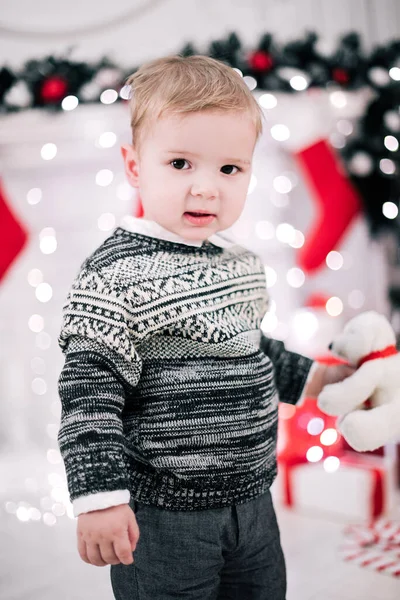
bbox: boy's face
[121,110,257,242]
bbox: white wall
[1,0,399,69]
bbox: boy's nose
[190,181,219,200]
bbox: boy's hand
[77,503,139,567]
[305,363,356,399]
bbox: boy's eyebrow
[165,150,251,165]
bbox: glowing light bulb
[330,91,347,108]
[276,223,295,244]
[380,159,396,175]
[259,93,277,109]
[286,268,305,288]
[16,507,30,522]
[97,132,117,148]
[324,456,340,473]
[28,314,44,333]
[39,228,57,254]
[41,143,57,160]
[307,418,325,436]
[31,378,47,395]
[273,175,292,194]
[43,513,57,526]
[96,169,114,186]
[243,76,257,90]
[61,96,79,111]
[389,67,400,81]
[337,120,353,135]
[326,251,344,270]
[270,124,290,142]
[119,85,131,99]
[306,446,324,462]
[382,202,398,219]
[100,89,118,104]
[326,297,343,317]
[35,283,53,303]
[290,230,304,248]
[290,75,308,90]
[320,428,338,446]
[384,135,399,152]
[27,188,42,205]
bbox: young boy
[57,55,353,600]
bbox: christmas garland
[1,31,399,238]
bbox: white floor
[1,452,400,600]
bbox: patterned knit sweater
[57,221,313,515]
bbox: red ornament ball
[40,76,69,103]
[332,68,350,84]
[249,51,274,73]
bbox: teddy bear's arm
[339,399,400,452]
[317,363,381,416]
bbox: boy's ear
[121,144,140,187]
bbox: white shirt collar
[119,216,235,248]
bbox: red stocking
[0,180,28,283]
[293,139,362,274]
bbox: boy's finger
[77,537,90,564]
[86,543,108,567]
[128,517,140,551]
[99,541,120,565]
[114,536,134,565]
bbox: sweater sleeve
[57,266,142,509]
[260,333,314,405]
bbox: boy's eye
[171,159,189,170]
[221,165,240,175]
[170,160,241,175]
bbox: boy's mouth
[184,212,216,226]
[186,211,215,216]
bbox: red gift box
[275,450,397,521]
[274,353,399,520]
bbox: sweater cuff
[73,489,130,517]
[64,449,130,503]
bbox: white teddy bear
[317,311,400,452]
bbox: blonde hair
[125,54,264,152]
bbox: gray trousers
[110,489,286,599]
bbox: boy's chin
[183,227,217,239]
[180,221,220,236]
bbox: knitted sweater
[57,219,313,515]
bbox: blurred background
[1,1,400,598]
